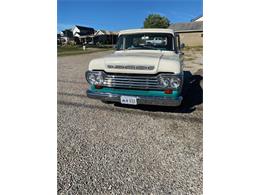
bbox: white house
[94,30,118,45]
[70,25,95,44]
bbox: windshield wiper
[126,45,161,50]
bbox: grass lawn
[57,45,114,56]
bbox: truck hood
[88,50,182,74]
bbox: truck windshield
[116,33,174,51]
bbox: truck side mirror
[180,43,185,49]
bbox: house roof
[95,30,118,36]
[191,15,203,22]
[75,25,94,31]
[169,21,203,33]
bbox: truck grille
[103,74,161,90]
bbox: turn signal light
[95,85,103,89]
[164,89,173,94]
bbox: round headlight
[159,75,181,89]
[87,73,96,85]
[95,74,104,85]
[170,77,181,88]
[87,71,104,85]
[160,77,170,88]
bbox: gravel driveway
[58,50,203,195]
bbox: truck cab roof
[118,28,175,36]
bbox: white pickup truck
[85,28,184,106]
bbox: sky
[57,0,202,32]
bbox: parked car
[145,37,166,45]
[85,28,184,107]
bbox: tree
[143,14,170,28]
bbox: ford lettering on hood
[107,64,155,70]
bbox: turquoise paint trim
[90,86,180,99]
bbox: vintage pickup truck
[85,28,184,106]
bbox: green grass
[57,45,114,56]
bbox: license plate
[120,96,137,105]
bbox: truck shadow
[113,71,203,113]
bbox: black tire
[101,100,113,104]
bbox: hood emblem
[107,65,154,70]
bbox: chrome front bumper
[87,90,183,107]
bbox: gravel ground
[58,50,203,195]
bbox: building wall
[178,31,203,46]
[94,35,118,45]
